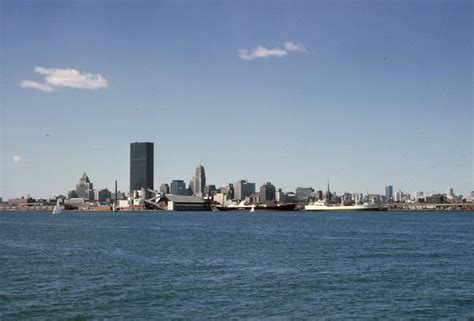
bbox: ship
[304,180,381,211]
[304,199,381,211]
[216,201,296,211]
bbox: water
[1,211,473,319]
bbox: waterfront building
[247,193,260,205]
[234,180,256,200]
[76,172,94,201]
[96,188,112,203]
[170,180,188,195]
[193,165,206,196]
[155,195,211,211]
[295,187,314,201]
[160,183,170,194]
[130,142,154,192]
[111,191,127,200]
[385,185,394,201]
[260,182,276,204]
[213,193,230,206]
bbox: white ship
[305,200,381,211]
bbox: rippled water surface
[1,211,473,319]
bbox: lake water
[1,211,473,319]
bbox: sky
[0,0,472,199]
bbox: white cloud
[13,156,24,163]
[20,80,54,92]
[239,42,307,61]
[283,41,307,52]
[239,46,288,60]
[20,66,108,92]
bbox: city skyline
[1,1,472,199]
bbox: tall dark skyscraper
[385,185,393,201]
[193,165,206,196]
[260,182,276,204]
[130,142,154,192]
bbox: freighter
[305,200,381,211]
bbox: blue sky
[0,0,472,199]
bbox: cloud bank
[21,67,108,92]
[239,41,307,60]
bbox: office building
[260,182,276,204]
[447,187,454,199]
[394,190,403,202]
[160,183,170,194]
[234,180,256,200]
[189,178,195,195]
[193,165,206,196]
[204,184,216,197]
[170,180,188,195]
[219,184,234,199]
[130,142,154,192]
[385,185,393,201]
[96,188,112,203]
[295,187,314,201]
[275,188,285,203]
[76,172,94,201]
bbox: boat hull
[304,204,381,211]
[216,203,296,211]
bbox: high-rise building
[234,180,256,200]
[170,180,188,195]
[204,185,216,197]
[160,183,170,194]
[219,184,234,199]
[447,187,454,199]
[260,182,276,204]
[193,165,206,196]
[130,142,154,192]
[295,187,314,201]
[385,185,393,201]
[394,190,403,202]
[315,190,323,200]
[76,172,94,200]
[96,188,112,203]
[275,188,285,204]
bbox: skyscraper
[295,187,314,201]
[130,142,154,192]
[234,180,256,200]
[447,187,454,199]
[260,182,276,204]
[193,165,206,196]
[76,172,94,200]
[170,180,187,195]
[385,185,393,201]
